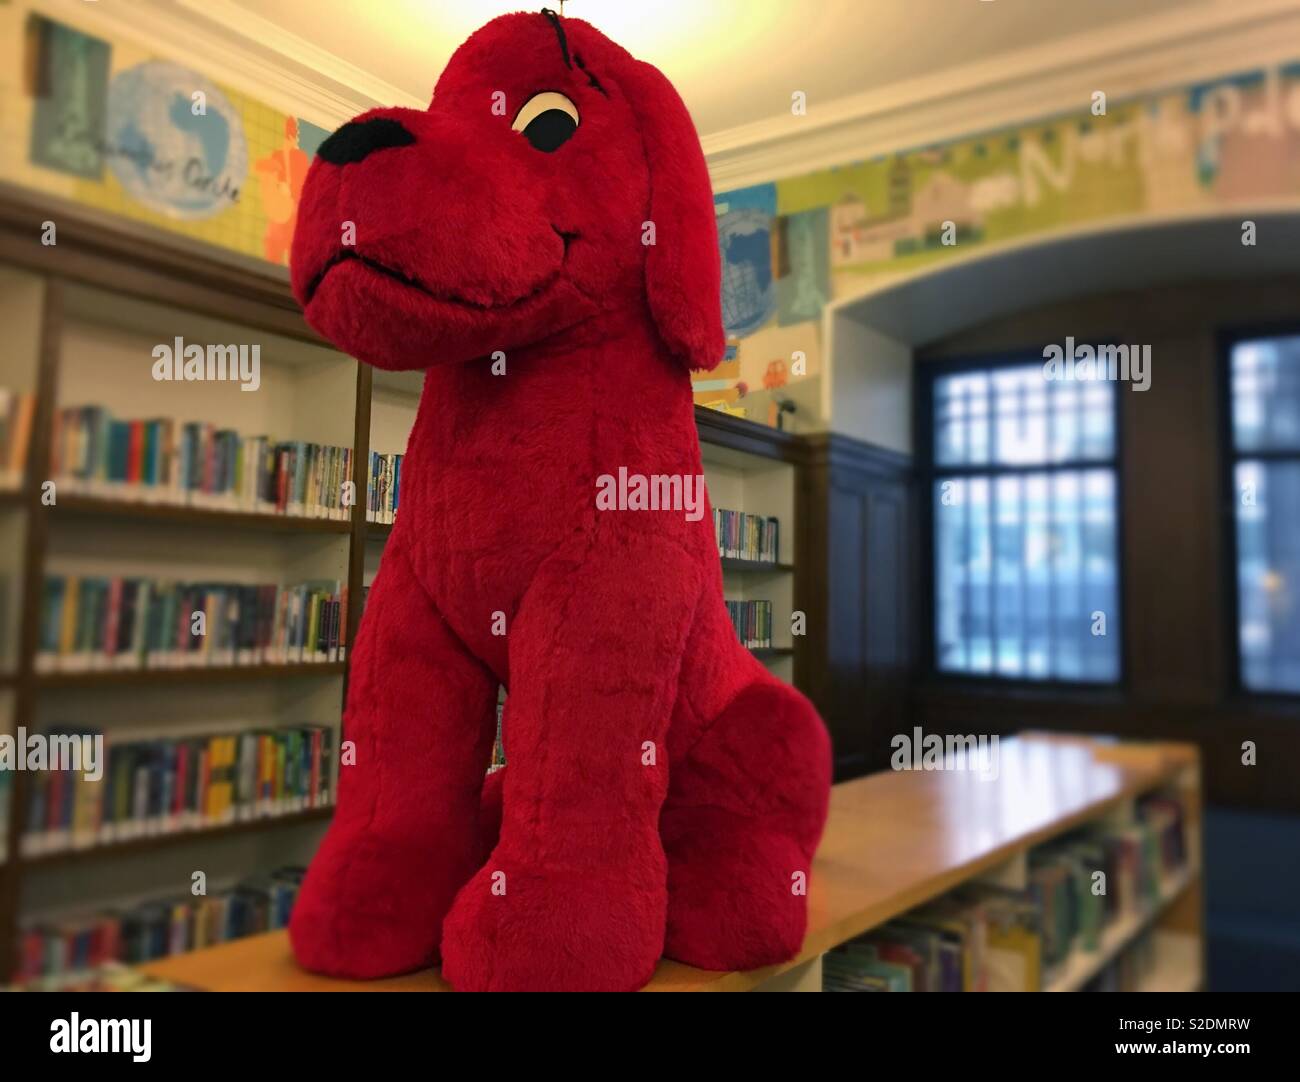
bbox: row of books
[0,388,35,490]
[1027,793,1186,972]
[725,599,774,649]
[12,963,197,992]
[714,508,780,564]
[1082,928,1160,992]
[13,866,306,984]
[51,405,354,519]
[366,451,403,524]
[21,725,335,857]
[36,575,348,672]
[822,793,1188,991]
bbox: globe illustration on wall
[718,208,775,338]
[104,60,248,220]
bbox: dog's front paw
[440,850,667,992]
[289,826,466,980]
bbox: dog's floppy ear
[622,59,724,372]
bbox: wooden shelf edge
[52,495,353,535]
[134,736,1201,993]
[694,405,804,462]
[23,806,334,868]
[720,558,795,573]
[35,661,347,689]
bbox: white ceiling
[220,0,1219,138]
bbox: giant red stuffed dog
[288,9,831,992]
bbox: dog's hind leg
[289,536,498,978]
[660,662,832,971]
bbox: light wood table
[141,732,1201,992]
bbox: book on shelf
[12,865,307,986]
[823,791,1189,992]
[20,724,334,857]
[0,768,10,863]
[725,599,773,649]
[1081,927,1160,991]
[366,450,403,524]
[489,699,506,772]
[50,404,353,519]
[10,962,199,992]
[35,574,347,672]
[714,507,779,564]
[0,388,35,491]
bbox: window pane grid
[1230,334,1300,694]
[931,360,1120,684]
[935,363,1115,468]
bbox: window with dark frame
[1228,333,1300,695]
[926,359,1121,683]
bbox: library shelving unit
[139,733,1205,992]
[699,417,800,684]
[0,185,811,981]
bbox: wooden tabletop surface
[141,732,1197,992]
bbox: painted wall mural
[4,9,331,266]
[702,61,1300,430]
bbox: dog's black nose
[316,117,415,165]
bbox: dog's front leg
[440,535,702,991]
[290,536,498,978]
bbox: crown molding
[700,0,1300,190]
[37,0,423,128]
[37,0,1300,187]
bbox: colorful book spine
[50,404,352,518]
[366,451,404,523]
[0,388,36,490]
[713,508,780,563]
[14,866,308,984]
[489,700,506,772]
[19,725,336,858]
[34,575,346,672]
[821,793,1190,992]
[0,769,10,863]
[724,599,773,649]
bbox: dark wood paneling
[801,434,914,780]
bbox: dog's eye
[511,91,579,152]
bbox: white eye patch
[511,92,580,152]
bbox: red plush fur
[288,10,831,992]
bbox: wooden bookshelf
[53,494,353,535]
[1043,866,1195,992]
[22,806,334,868]
[0,193,819,982]
[34,661,346,690]
[139,734,1204,992]
[720,558,795,573]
